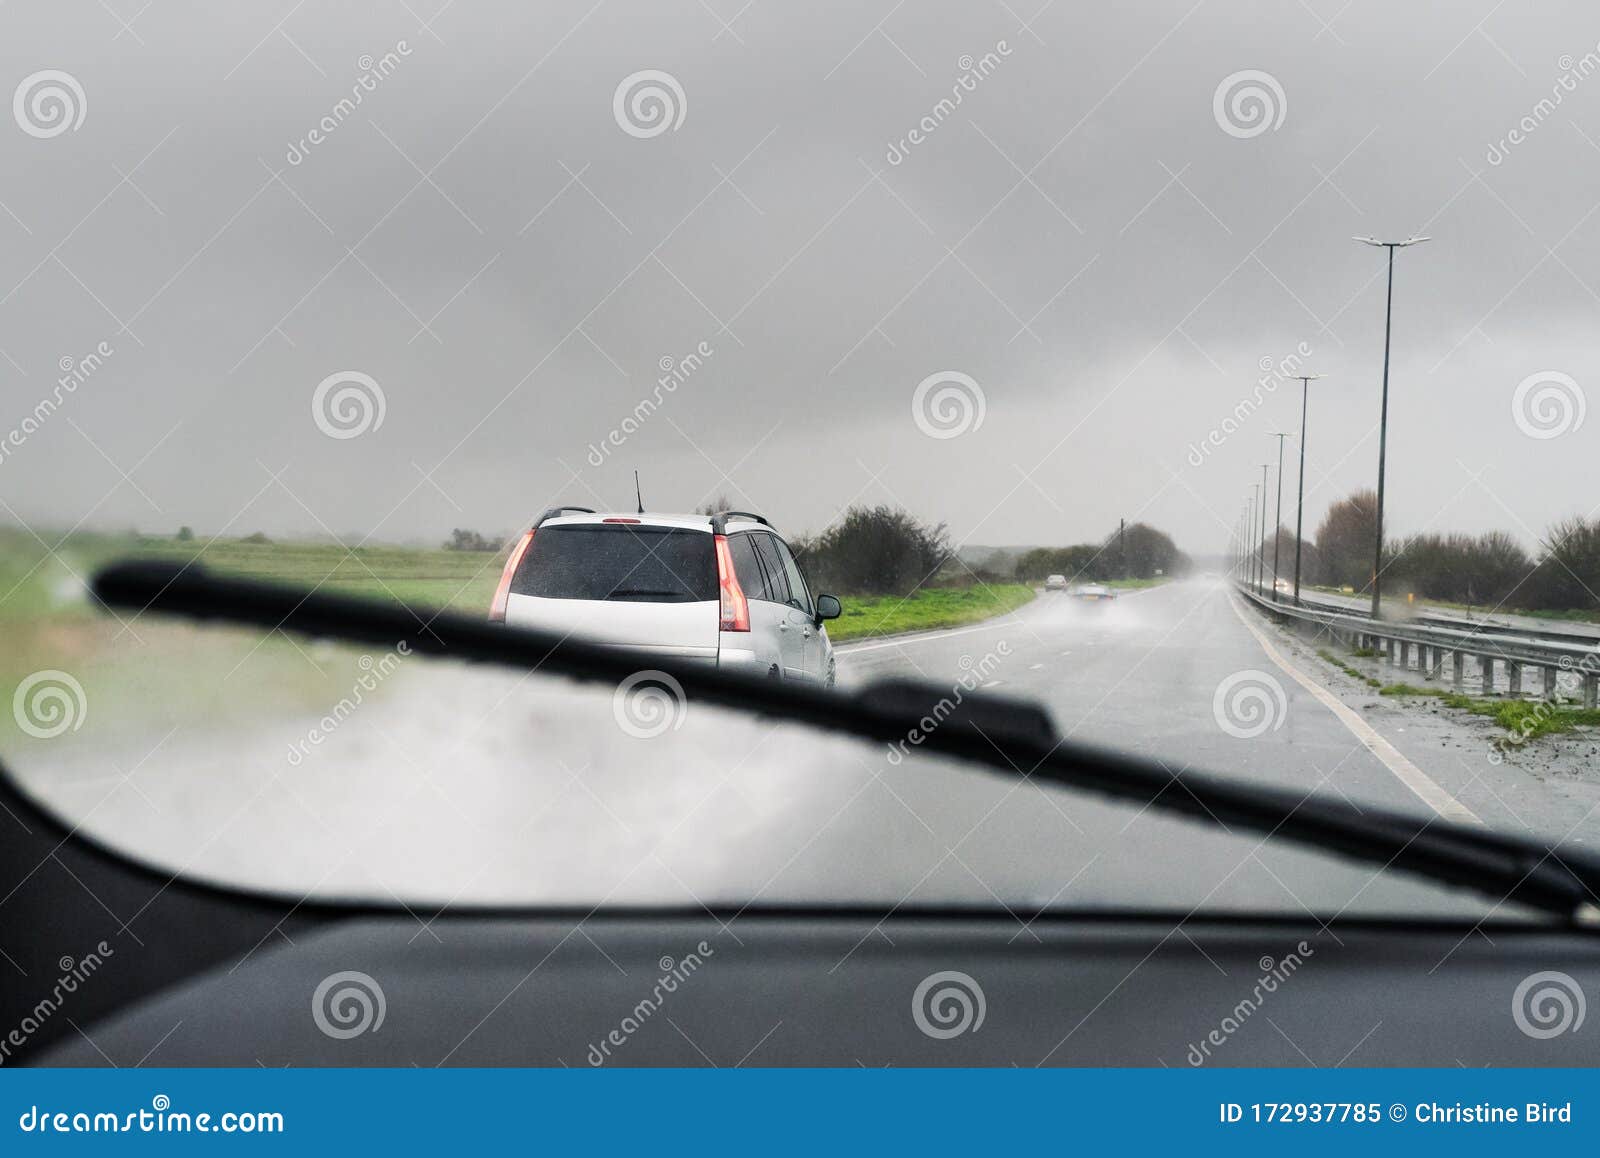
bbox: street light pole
[1355,235,1429,617]
[1241,489,1254,591]
[1291,373,1325,606]
[1267,433,1289,602]
[1258,463,1271,596]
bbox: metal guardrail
[1235,584,1600,709]
[1291,587,1600,646]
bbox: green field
[3,529,1036,665]
[1,528,499,747]
[824,584,1035,642]
[0,530,503,623]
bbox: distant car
[1273,577,1292,594]
[1044,574,1068,591]
[489,507,840,685]
[1068,583,1117,602]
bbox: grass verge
[1316,648,1382,687]
[1375,683,1600,743]
[827,584,1035,643]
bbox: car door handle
[778,622,790,632]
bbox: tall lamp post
[1257,463,1271,596]
[1249,486,1260,592]
[1290,373,1325,605]
[1237,504,1250,582]
[1266,433,1289,601]
[1355,235,1429,617]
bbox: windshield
[3,3,1598,921]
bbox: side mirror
[814,593,842,622]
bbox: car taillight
[714,533,749,632]
[488,529,534,623]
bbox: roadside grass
[1374,682,1600,742]
[827,584,1035,643]
[1316,648,1382,687]
[1306,634,1600,744]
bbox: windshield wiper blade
[89,559,1600,927]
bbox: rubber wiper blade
[90,560,1600,927]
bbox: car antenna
[634,470,645,514]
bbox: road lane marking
[1227,595,1483,826]
[1029,663,1044,670]
[833,617,1027,655]
[834,581,1174,657]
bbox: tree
[1387,531,1531,606]
[176,525,194,541]
[1110,522,1189,579]
[791,505,950,595]
[444,528,500,552]
[1313,489,1377,590]
[1528,516,1600,611]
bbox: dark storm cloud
[1,0,1596,553]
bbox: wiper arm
[90,560,1600,927]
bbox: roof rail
[710,510,770,534]
[533,506,596,528]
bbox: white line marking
[1227,594,1482,826]
[1029,663,1044,670]
[833,617,1027,655]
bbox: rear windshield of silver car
[511,524,718,602]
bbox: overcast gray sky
[2,0,1596,554]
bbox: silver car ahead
[489,507,840,686]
